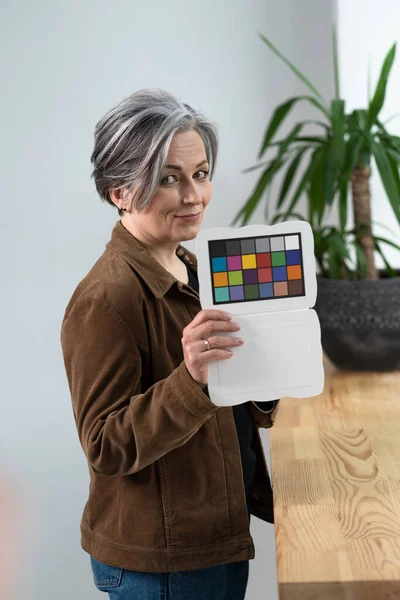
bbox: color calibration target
[208,233,305,304]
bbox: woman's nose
[182,181,202,204]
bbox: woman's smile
[175,212,201,222]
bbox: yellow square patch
[241,254,257,269]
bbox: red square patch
[256,253,271,268]
[258,268,272,283]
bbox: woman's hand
[181,309,243,387]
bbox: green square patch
[271,251,286,267]
[244,284,259,300]
[228,270,243,285]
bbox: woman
[60,88,279,599]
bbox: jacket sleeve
[247,399,280,429]
[60,296,219,477]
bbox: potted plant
[232,31,400,371]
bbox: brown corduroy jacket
[60,220,280,573]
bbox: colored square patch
[288,280,303,295]
[287,265,302,280]
[286,250,301,265]
[274,281,288,296]
[243,269,258,284]
[227,255,242,270]
[258,268,272,283]
[213,272,228,287]
[273,266,287,281]
[256,253,271,268]
[214,287,230,303]
[259,283,273,298]
[242,254,257,269]
[244,284,259,300]
[228,270,243,285]
[230,285,244,301]
[271,251,286,267]
[212,257,227,272]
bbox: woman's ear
[109,187,125,209]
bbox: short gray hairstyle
[90,88,219,216]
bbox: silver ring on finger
[204,338,211,351]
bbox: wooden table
[269,358,400,599]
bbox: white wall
[337,0,400,268]
[0,1,335,598]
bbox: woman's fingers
[181,309,243,387]
[187,308,232,329]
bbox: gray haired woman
[60,88,279,600]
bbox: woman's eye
[160,170,209,185]
[194,170,209,179]
[161,175,176,185]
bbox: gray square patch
[255,237,270,253]
[241,238,255,254]
[270,236,285,251]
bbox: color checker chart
[208,233,305,304]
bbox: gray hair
[90,88,219,216]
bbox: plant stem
[351,165,379,279]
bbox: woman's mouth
[175,212,201,222]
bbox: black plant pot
[314,273,400,371]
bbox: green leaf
[337,134,363,231]
[371,141,400,222]
[367,43,396,128]
[329,99,346,170]
[258,32,328,103]
[327,231,351,279]
[308,146,326,225]
[353,221,370,242]
[355,109,368,133]
[373,235,400,252]
[386,147,400,164]
[232,152,286,225]
[295,136,327,144]
[332,25,340,99]
[367,56,372,104]
[302,119,331,132]
[338,178,348,232]
[371,219,398,236]
[286,146,325,215]
[342,134,363,178]
[354,241,367,278]
[242,160,270,174]
[276,147,307,209]
[382,111,400,126]
[270,211,305,225]
[374,240,396,277]
[328,244,341,279]
[231,167,272,226]
[234,123,306,225]
[324,99,346,206]
[330,232,351,260]
[258,97,328,158]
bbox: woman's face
[123,129,212,245]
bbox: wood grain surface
[269,357,400,599]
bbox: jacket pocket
[159,412,232,548]
[90,555,123,590]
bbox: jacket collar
[106,220,198,299]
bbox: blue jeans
[89,508,251,599]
